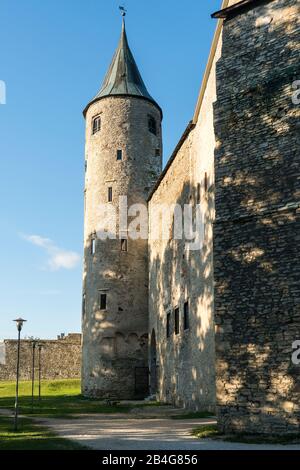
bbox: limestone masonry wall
[213,0,300,434]
[0,334,81,381]
[82,96,162,399]
[148,26,224,411]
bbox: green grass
[192,424,220,439]
[0,379,131,417]
[0,416,89,450]
[192,424,300,445]
[172,411,214,420]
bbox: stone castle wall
[0,334,81,381]
[147,28,224,410]
[213,0,300,434]
[82,96,162,399]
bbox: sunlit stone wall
[147,30,223,411]
[214,0,300,434]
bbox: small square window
[108,187,113,202]
[117,149,122,161]
[100,293,107,310]
[121,238,128,252]
[91,238,96,255]
[174,308,179,335]
[155,148,160,157]
[166,312,171,338]
[184,301,189,330]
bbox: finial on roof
[119,6,127,17]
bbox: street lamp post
[13,317,27,432]
[31,341,37,412]
[37,344,42,402]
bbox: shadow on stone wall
[81,158,159,398]
[213,0,300,434]
[149,178,216,411]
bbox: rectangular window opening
[174,307,179,335]
[100,293,107,310]
[108,187,113,202]
[166,312,171,338]
[92,116,101,135]
[184,301,189,330]
[117,149,122,161]
[82,293,86,318]
[121,238,128,252]
[155,148,160,157]
[204,172,208,193]
[197,183,201,204]
[91,238,96,255]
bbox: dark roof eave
[147,121,196,202]
[83,93,163,119]
[211,0,273,20]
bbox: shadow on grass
[0,380,131,416]
[0,416,89,450]
[0,394,131,417]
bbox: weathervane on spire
[119,6,127,17]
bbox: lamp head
[13,317,27,332]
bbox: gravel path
[34,414,300,451]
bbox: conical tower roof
[83,19,161,117]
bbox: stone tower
[82,18,162,399]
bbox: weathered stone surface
[0,334,81,381]
[213,0,300,434]
[82,96,162,399]
[147,28,223,411]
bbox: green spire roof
[83,19,161,116]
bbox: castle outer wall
[147,24,224,410]
[213,0,300,434]
[0,334,81,381]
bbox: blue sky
[0,0,222,340]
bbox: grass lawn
[0,415,88,450]
[192,424,300,445]
[172,411,214,420]
[0,379,131,417]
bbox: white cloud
[21,234,81,271]
[48,251,81,270]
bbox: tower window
[82,293,86,318]
[121,238,128,252]
[92,116,101,135]
[184,301,189,330]
[174,307,179,335]
[155,148,160,157]
[197,183,201,204]
[108,187,113,202]
[204,172,208,193]
[85,160,87,172]
[166,312,171,338]
[148,115,157,136]
[91,238,96,255]
[100,293,107,310]
[117,149,122,161]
